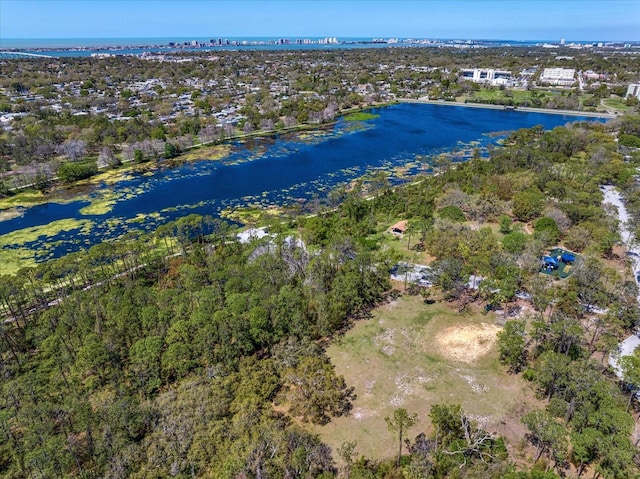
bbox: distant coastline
[2,36,633,53]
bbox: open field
[313,294,542,463]
[469,88,540,103]
[602,97,633,112]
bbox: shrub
[499,215,513,234]
[165,142,179,159]
[57,161,97,183]
[534,217,561,245]
[502,231,529,253]
[438,205,466,222]
[619,134,640,148]
[512,189,545,222]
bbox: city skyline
[1,0,639,43]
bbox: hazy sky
[1,0,638,42]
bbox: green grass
[602,97,632,112]
[470,89,504,101]
[468,88,568,106]
[172,143,231,162]
[0,218,94,247]
[311,295,539,463]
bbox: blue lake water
[0,103,606,262]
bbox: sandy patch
[458,372,489,393]
[352,407,376,420]
[435,324,501,363]
[373,329,396,356]
[0,208,23,222]
[380,299,400,310]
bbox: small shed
[389,220,408,236]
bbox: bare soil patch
[434,324,501,363]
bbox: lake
[0,103,606,270]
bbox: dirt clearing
[434,324,501,363]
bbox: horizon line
[2,36,638,44]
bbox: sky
[1,0,639,43]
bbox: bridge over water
[0,51,54,59]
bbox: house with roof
[389,220,408,236]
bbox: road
[602,185,640,380]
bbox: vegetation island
[2,44,640,478]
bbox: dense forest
[2,113,640,478]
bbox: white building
[460,68,512,86]
[626,83,640,100]
[540,67,576,86]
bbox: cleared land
[314,294,542,462]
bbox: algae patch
[0,218,94,275]
[221,206,285,224]
[128,212,162,224]
[0,218,95,247]
[0,248,37,276]
[0,190,46,209]
[177,144,231,162]
[343,112,380,121]
[79,191,119,216]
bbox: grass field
[313,294,541,463]
[602,97,633,112]
[469,88,546,104]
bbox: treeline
[2,118,640,477]
[0,210,390,477]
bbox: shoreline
[397,98,617,119]
[0,98,612,211]
[0,99,614,214]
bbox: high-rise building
[626,84,640,100]
[540,68,575,86]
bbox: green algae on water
[79,191,119,216]
[0,190,46,209]
[0,247,37,276]
[0,218,94,248]
[0,218,95,275]
[343,112,380,121]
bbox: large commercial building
[539,68,576,86]
[460,68,512,86]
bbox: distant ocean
[1,37,377,49]
[0,37,619,58]
[0,36,555,49]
